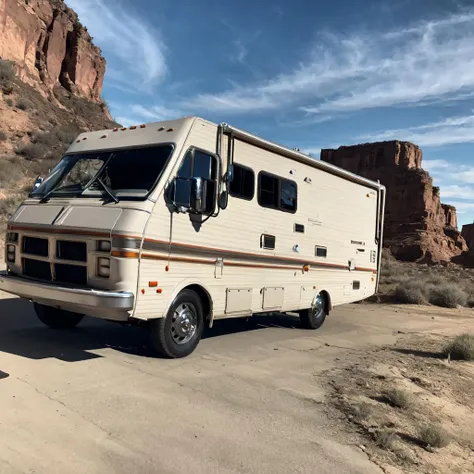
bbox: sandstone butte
[0,0,105,101]
[321,141,469,264]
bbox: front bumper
[0,271,134,313]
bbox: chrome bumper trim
[0,271,134,310]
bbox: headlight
[97,257,110,278]
[97,240,111,252]
[6,232,18,243]
[6,244,15,263]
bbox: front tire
[34,303,84,329]
[149,289,204,358]
[299,292,327,329]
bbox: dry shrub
[418,424,450,449]
[374,429,397,450]
[395,280,429,305]
[0,158,23,188]
[16,98,32,111]
[15,142,48,160]
[0,130,7,141]
[5,98,13,107]
[0,59,15,82]
[348,402,373,423]
[445,334,474,361]
[0,195,25,220]
[428,283,468,308]
[385,388,412,409]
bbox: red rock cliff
[321,141,468,263]
[0,0,105,100]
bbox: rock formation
[0,0,105,101]
[321,141,468,263]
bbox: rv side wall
[134,118,380,321]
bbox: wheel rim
[311,293,325,320]
[171,303,198,345]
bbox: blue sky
[66,0,474,227]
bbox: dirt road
[0,294,472,474]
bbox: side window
[229,164,255,200]
[280,180,297,212]
[258,173,279,208]
[258,172,297,213]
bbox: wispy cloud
[65,0,167,90]
[130,104,182,121]
[356,113,474,147]
[233,39,248,64]
[180,9,474,116]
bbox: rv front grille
[56,240,87,262]
[55,263,87,286]
[23,236,49,257]
[23,258,52,281]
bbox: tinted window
[177,149,216,179]
[258,172,297,213]
[259,173,279,208]
[280,180,297,212]
[229,164,255,200]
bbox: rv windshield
[32,144,174,200]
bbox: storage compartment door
[262,287,284,310]
[225,288,252,315]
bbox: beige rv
[0,117,385,358]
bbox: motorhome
[0,117,385,358]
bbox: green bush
[428,283,468,308]
[445,334,474,361]
[5,98,13,107]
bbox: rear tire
[299,292,327,330]
[149,289,204,358]
[34,303,84,329]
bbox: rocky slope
[321,141,468,263]
[0,0,105,101]
[462,223,474,267]
[0,0,118,228]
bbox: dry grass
[0,158,24,188]
[385,388,412,410]
[15,143,48,161]
[445,334,474,361]
[418,424,450,449]
[379,253,474,308]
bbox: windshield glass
[32,145,174,200]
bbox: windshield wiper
[94,176,119,203]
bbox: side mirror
[190,177,208,214]
[173,177,210,214]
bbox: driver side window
[177,149,217,180]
